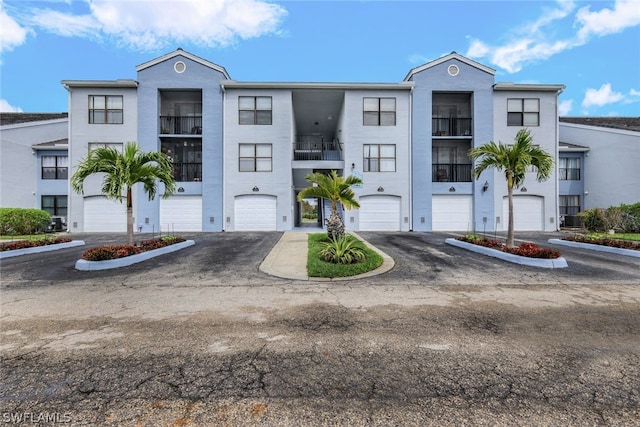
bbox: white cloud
[465,0,640,74]
[0,1,30,53]
[0,99,23,112]
[576,0,640,40]
[630,89,640,97]
[25,0,287,51]
[558,99,573,116]
[581,83,624,108]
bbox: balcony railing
[432,118,472,137]
[293,140,342,161]
[171,162,202,182]
[160,116,202,135]
[432,164,472,182]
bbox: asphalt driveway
[1,231,639,425]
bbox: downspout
[221,81,227,231]
[408,85,414,231]
[62,83,73,233]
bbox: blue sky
[1,0,639,116]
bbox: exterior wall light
[482,181,489,192]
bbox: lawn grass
[585,233,640,242]
[307,233,383,278]
[0,233,57,241]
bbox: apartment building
[59,48,566,233]
[0,113,69,229]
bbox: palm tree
[297,170,363,239]
[71,142,176,245]
[468,128,553,248]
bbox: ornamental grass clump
[319,235,367,265]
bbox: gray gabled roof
[136,48,231,79]
[404,52,496,81]
[0,112,68,126]
[560,117,640,132]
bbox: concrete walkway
[259,231,395,281]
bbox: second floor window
[559,157,581,180]
[363,97,396,126]
[507,98,539,126]
[41,155,68,179]
[239,96,272,125]
[89,95,123,124]
[239,144,272,171]
[364,144,396,172]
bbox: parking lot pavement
[1,231,639,425]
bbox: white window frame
[363,144,396,172]
[239,143,272,172]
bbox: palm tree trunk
[126,187,134,245]
[507,184,515,248]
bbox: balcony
[171,162,202,182]
[432,164,472,182]
[293,139,342,161]
[160,116,202,135]
[432,118,472,137]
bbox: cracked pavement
[1,231,639,426]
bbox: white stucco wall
[559,123,640,209]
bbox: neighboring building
[61,49,566,233]
[559,117,640,225]
[0,113,69,228]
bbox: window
[364,144,396,172]
[363,97,396,126]
[559,195,581,216]
[507,98,539,126]
[41,195,67,217]
[239,96,272,125]
[89,95,123,124]
[559,157,581,180]
[239,144,272,171]
[161,140,202,181]
[41,155,68,179]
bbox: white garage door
[503,196,543,231]
[83,197,126,232]
[160,196,202,232]
[359,195,401,231]
[234,195,277,231]
[432,195,473,231]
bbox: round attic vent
[447,64,459,76]
[174,61,186,73]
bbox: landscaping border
[445,238,568,268]
[548,239,640,258]
[75,240,195,271]
[0,240,85,259]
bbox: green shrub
[619,202,640,233]
[579,208,606,232]
[308,233,383,278]
[319,235,366,265]
[0,208,51,235]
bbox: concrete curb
[548,238,640,258]
[445,238,568,269]
[75,240,195,271]
[0,240,85,259]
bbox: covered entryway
[160,196,202,232]
[503,195,544,231]
[359,195,401,231]
[432,195,472,231]
[83,196,126,232]
[234,195,277,231]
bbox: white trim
[221,80,414,90]
[404,52,496,81]
[136,49,231,79]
